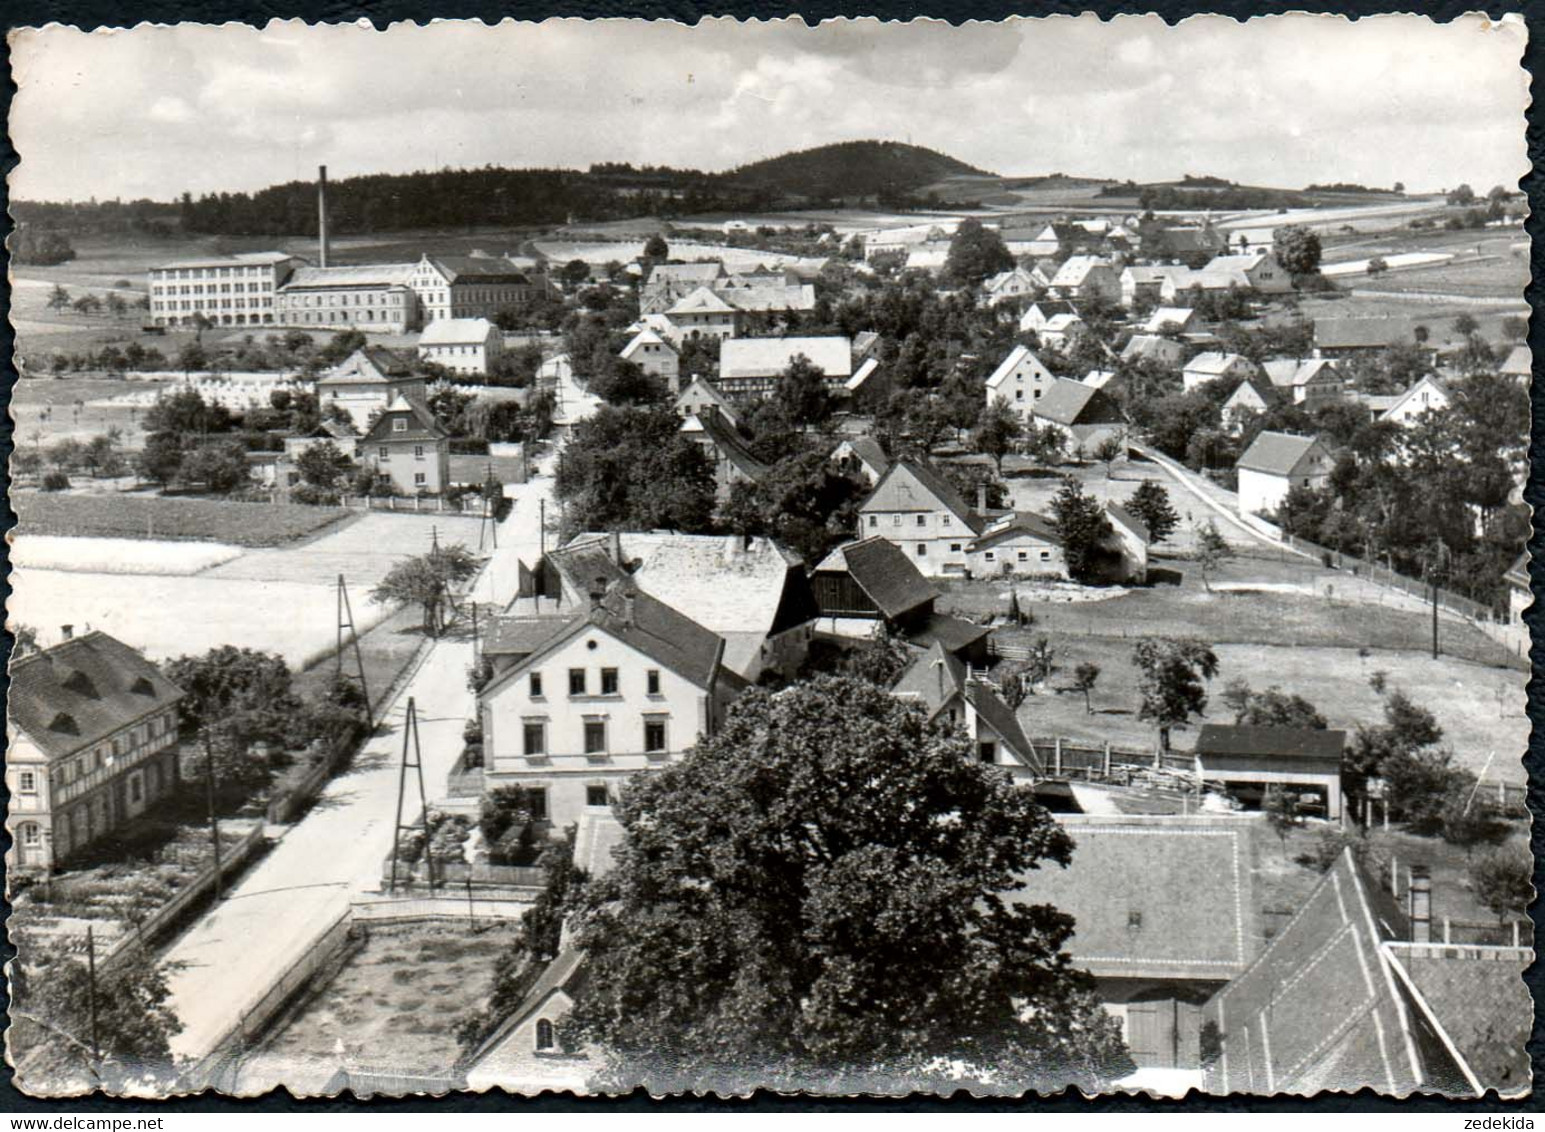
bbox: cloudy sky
[8,14,1529,203]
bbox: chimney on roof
[622,588,636,627]
[60,624,73,641]
[1408,866,1432,943]
[589,578,607,612]
[976,481,988,515]
[317,165,331,270]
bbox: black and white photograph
[3,12,1535,1102]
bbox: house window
[129,776,143,804]
[525,788,548,822]
[868,515,878,528]
[892,515,901,526]
[979,742,997,764]
[586,785,610,807]
[392,419,407,432]
[916,515,926,527]
[985,551,995,561]
[18,771,35,793]
[414,473,427,486]
[529,673,543,698]
[568,668,587,696]
[1040,550,1051,561]
[379,446,389,459]
[415,445,424,459]
[942,515,951,527]
[646,669,661,696]
[644,718,667,753]
[522,722,546,757]
[600,668,619,695]
[950,543,962,553]
[19,823,39,846]
[916,544,927,557]
[1018,551,1029,561]
[535,1018,556,1051]
[584,721,607,754]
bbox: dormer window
[129,676,156,697]
[62,670,99,698]
[48,712,78,735]
[392,418,407,432]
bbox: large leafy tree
[566,677,1133,1094]
[1273,224,1323,276]
[556,405,716,536]
[719,449,867,567]
[1050,476,1113,583]
[1125,480,1180,544]
[943,218,1014,287]
[370,543,479,637]
[775,353,833,426]
[1132,636,1220,749]
[972,395,1022,476]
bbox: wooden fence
[1025,736,1191,780]
[98,822,268,975]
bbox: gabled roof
[814,537,939,620]
[1105,502,1149,544]
[844,357,881,393]
[9,632,185,760]
[968,510,1062,552]
[681,410,769,482]
[1206,850,1437,1096]
[666,286,738,317]
[317,346,421,385]
[418,317,498,346]
[1009,817,1256,982]
[1262,357,1338,389]
[1144,306,1197,333]
[1184,351,1254,377]
[1050,255,1112,288]
[674,376,738,425]
[831,435,890,478]
[425,255,532,284]
[620,328,676,361]
[285,263,416,290]
[647,262,726,286]
[484,614,580,659]
[1380,375,1453,420]
[363,394,449,442]
[1235,430,1328,477]
[906,612,993,656]
[1503,550,1530,591]
[985,344,1054,390]
[465,948,588,1070]
[1224,378,1277,411]
[1033,378,1125,428]
[1499,343,1531,376]
[892,639,969,712]
[963,679,1037,771]
[1121,334,1181,361]
[722,284,817,313]
[859,458,980,531]
[1195,724,1346,763]
[718,336,853,380]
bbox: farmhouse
[665,286,742,344]
[1221,378,1278,435]
[678,410,768,502]
[146,250,301,328]
[1193,724,1346,820]
[416,317,503,377]
[619,327,681,388]
[1143,306,1199,335]
[1039,313,1089,350]
[965,510,1066,579]
[7,630,186,874]
[1121,334,1186,368]
[715,336,853,401]
[1313,318,1427,359]
[274,263,420,332]
[1031,378,1129,458]
[479,581,738,828]
[362,394,451,496]
[1182,352,1260,393]
[1261,358,1345,408]
[1235,431,1334,517]
[857,458,985,577]
[673,376,738,427]
[892,642,1041,781]
[830,435,891,485]
[1120,265,1180,308]
[1200,251,1293,294]
[1008,817,1257,1074]
[1048,256,1121,303]
[1380,374,1452,427]
[640,262,728,314]
[1018,299,1079,335]
[984,344,1057,422]
[315,347,430,430]
[1205,848,1532,1097]
[982,266,1040,305]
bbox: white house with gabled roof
[1235,431,1334,517]
[417,317,503,376]
[985,344,1057,422]
[1380,374,1453,428]
[619,327,680,388]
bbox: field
[261,922,519,1078]
[11,374,169,450]
[10,535,243,575]
[13,491,355,546]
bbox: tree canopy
[556,405,716,536]
[370,543,479,637]
[1050,477,1113,583]
[566,676,1133,1094]
[1132,637,1220,748]
[943,218,1014,288]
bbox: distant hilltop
[723,140,994,200]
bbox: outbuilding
[1194,724,1346,820]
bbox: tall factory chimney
[317,165,331,269]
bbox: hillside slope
[726,140,992,200]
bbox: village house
[1121,334,1187,369]
[1008,816,1258,1077]
[478,581,739,828]
[718,283,819,328]
[1261,357,1345,408]
[1159,264,1252,303]
[1499,343,1531,382]
[7,630,186,874]
[1220,378,1278,436]
[678,409,769,503]
[508,531,817,684]
[1235,431,1335,517]
[1040,314,1090,351]
[1380,374,1453,427]
[981,266,1040,305]
[640,262,729,314]
[1143,306,1199,335]
[1193,724,1346,820]
[409,255,542,324]
[362,394,451,496]
[1018,299,1079,335]
[1206,848,1533,1098]
[830,435,891,486]
[1312,318,1430,360]
[274,263,420,332]
[1104,503,1151,584]
[857,457,986,577]
[673,376,739,427]
[1200,251,1293,294]
[892,642,1041,781]
[715,336,853,401]
[1031,378,1129,459]
[663,286,743,344]
[965,510,1066,579]
[1182,351,1260,393]
[274,420,360,490]
[146,250,301,328]
[984,344,1058,422]
[619,328,681,389]
[1503,551,1530,652]
[1048,255,1121,303]
[314,347,430,430]
[862,224,946,261]
[416,317,503,377]
[840,357,890,411]
[1120,265,1186,308]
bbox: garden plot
[10,535,243,575]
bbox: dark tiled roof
[862,458,980,531]
[906,612,992,654]
[429,256,532,284]
[691,409,769,481]
[817,537,939,620]
[836,436,891,477]
[1034,378,1125,427]
[9,631,184,760]
[1105,502,1149,544]
[1235,431,1325,477]
[484,615,577,658]
[968,510,1062,552]
[1009,817,1255,983]
[964,680,1037,771]
[892,640,968,710]
[1195,724,1345,763]
[363,396,449,443]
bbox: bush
[291,484,342,507]
[41,470,70,492]
[1469,846,1532,922]
[1295,826,1391,881]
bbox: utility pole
[1431,580,1439,660]
[540,498,546,558]
[85,926,101,1069]
[389,698,433,894]
[201,728,224,902]
[335,575,374,722]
